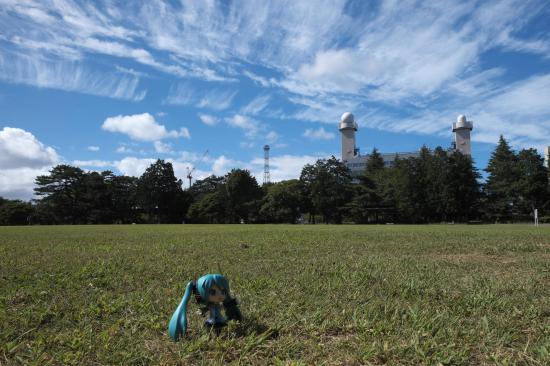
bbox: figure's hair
[168,274,230,341]
[196,274,230,302]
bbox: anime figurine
[168,274,242,341]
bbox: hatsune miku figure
[168,274,242,341]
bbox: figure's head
[196,274,229,304]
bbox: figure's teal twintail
[168,274,242,341]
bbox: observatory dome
[452,114,473,131]
[339,112,358,131]
[341,112,354,124]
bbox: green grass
[1,224,549,365]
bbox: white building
[339,112,473,176]
[452,115,473,156]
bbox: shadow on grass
[218,315,279,340]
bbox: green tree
[81,171,113,224]
[443,151,481,222]
[366,147,385,174]
[34,165,86,224]
[484,136,520,222]
[300,156,352,224]
[187,189,228,223]
[516,148,549,216]
[189,175,226,200]
[137,160,187,223]
[259,180,304,223]
[388,156,425,223]
[347,148,386,223]
[106,174,139,223]
[225,169,262,223]
[0,199,33,225]
[298,163,317,223]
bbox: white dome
[341,112,355,124]
[339,112,358,131]
[457,115,466,123]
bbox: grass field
[1,224,549,365]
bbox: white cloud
[225,114,261,138]
[0,127,59,169]
[114,157,157,177]
[106,152,328,185]
[179,151,211,163]
[72,160,111,168]
[154,141,173,154]
[87,146,100,151]
[211,155,241,176]
[266,131,279,143]
[303,127,335,140]
[198,114,219,126]
[115,146,133,153]
[250,154,320,182]
[178,127,191,139]
[82,155,208,185]
[0,127,59,199]
[0,167,52,200]
[102,113,189,141]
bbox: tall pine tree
[516,148,549,216]
[484,136,520,222]
[348,148,386,223]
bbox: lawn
[1,224,549,365]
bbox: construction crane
[186,150,209,189]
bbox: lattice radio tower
[263,145,271,185]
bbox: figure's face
[207,285,227,303]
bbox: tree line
[1,135,548,225]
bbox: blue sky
[1,0,550,199]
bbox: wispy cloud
[241,95,271,115]
[0,51,146,101]
[2,0,550,156]
[198,114,219,126]
[370,72,550,151]
[165,83,237,110]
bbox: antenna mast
[263,145,270,185]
